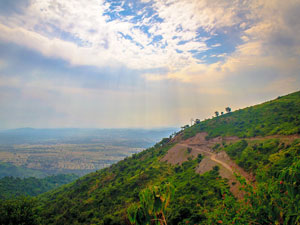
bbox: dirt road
[161,133,253,198]
[162,132,300,198]
[178,143,234,173]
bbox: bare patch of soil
[161,144,200,165]
[195,157,217,174]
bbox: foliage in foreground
[127,183,174,225]
[0,197,40,225]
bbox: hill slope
[0,174,79,199]
[0,162,47,178]
[1,91,300,225]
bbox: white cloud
[142,0,300,86]
[211,43,221,48]
[0,0,249,73]
[0,23,117,67]
[1,0,300,129]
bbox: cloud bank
[0,0,299,128]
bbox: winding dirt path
[161,132,300,198]
[178,143,233,173]
[211,152,233,172]
[162,133,249,198]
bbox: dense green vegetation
[210,138,300,224]
[183,91,300,139]
[224,138,282,172]
[0,174,78,199]
[1,90,300,224]
[0,197,40,225]
[0,162,46,179]
[127,183,175,225]
[34,142,230,225]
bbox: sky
[0,0,299,129]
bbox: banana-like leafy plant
[127,183,175,225]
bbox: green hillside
[1,91,300,225]
[35,144,229,225]
[0,162,47,179]
[183,91,300,139]
[0,174,79,199]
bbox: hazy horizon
[0,126,179,131]
[1,0,299,129]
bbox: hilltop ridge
[182,91,300,140]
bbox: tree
[187,148,192,154]
[225,107,231,113]
[221,112,224,115]
[197,154,203,163]
[215,111,219,117]
[181,125,189,130]
[194,119,200,124]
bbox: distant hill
[0,162,46,178]
[1,91,300,225]
[0,174,78,199]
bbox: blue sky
[0,0,299,129]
